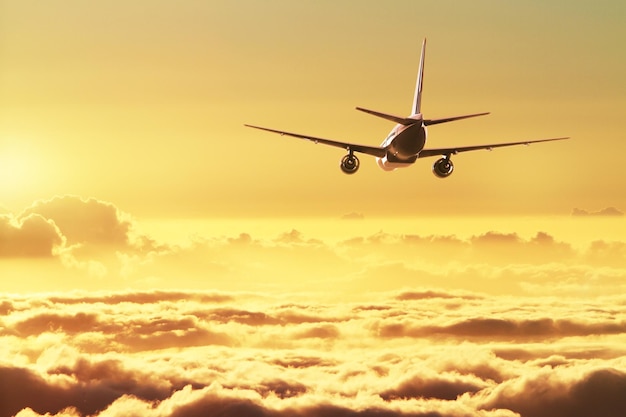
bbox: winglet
[412,38,426,115]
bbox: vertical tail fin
[411,38,426,115]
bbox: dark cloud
[482,368,626,417]
[7,307,233,349]
[0,300,13,315]
[12,312,100,336]
[0,365,169,417]
[381,373,486,401]
[271,356,337,369]
[117,325,233,352]
[572,207,624,216]
[167,391,450,417]
[341,212,365,220]
[395,290,481,301]
[240,379,308,399]
[47,290,234,305]
[204,308,284,326]
[294,324,341,339]
[0,213,64,257]
[198,307,346,327]
[377,317,626,341]
[228,232,253,245]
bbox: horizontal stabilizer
[355,107,419,126]
[424,112,490,126]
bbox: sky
[1,1,626,417]
[1,0,625,217]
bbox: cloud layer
[1,196,626,416]
[1,289,626,417]
[1,196,625,297]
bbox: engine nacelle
[432,157,454,178]
[340,154,360,174]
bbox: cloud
[0,196,174,286]
[20,196,132,246]
[4,196,626,296]
[585,240,626,268]
[376,316,626,342]
[395,290,481,301]
[341,212,365,220]
[572,207,624,216]
[46,290,234,305]
[17,196,167,258]
[0,214,64,257]
[2,289,626,417]
[380,368,489,401]
[479,368,626,417]
[5,195,626,415]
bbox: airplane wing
[424,112,490,126]
[418,137,570,158]
[244,124,387,158]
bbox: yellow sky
[1,0,625,217]
[2,4,626,415]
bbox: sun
[0,138,38,196]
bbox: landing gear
[340,151,360,174]
[432,156,454,178]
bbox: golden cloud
[0,213,64,257]
[3,195,626,296]
[2,289,625,417]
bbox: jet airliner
[245,39,568,177]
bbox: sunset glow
[1,1,626,416]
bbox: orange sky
[1,0,625,217]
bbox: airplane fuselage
[376,120,427,171]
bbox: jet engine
[432,157,454,178]
[340,153,360,174]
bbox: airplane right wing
[418,137,570,158]
[424,112,490,126]
[244,124,387,158]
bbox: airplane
[245,39,569,177]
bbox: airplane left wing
[244,124,387,158]
[418,137,570,158]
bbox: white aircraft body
[245,39,568,177]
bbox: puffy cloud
[19,196,132,247]
[2,289,626,417]
[0,213,64,257]
[380,372,488,401]
[0,196,173,286]
[5,196,626,415]
[478,368,626,417]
